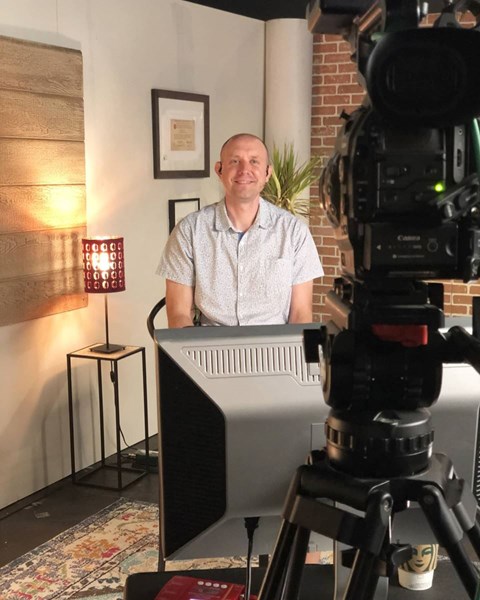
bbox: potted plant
[262,143,322,217]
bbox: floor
[0,437,159,568]
[2,451,478,600]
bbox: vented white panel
[183,342,320,385]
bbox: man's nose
[237,159,250,171]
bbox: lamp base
[90,343,125,354]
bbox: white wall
[265,19,313,167]
[0,0,265,509]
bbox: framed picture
[152,89,210,179]
[168,198,200,233]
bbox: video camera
[305,1,480,429]
[258,6,480,600]
[314,0,480,284]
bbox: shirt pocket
[266,257,293,299]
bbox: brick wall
[310,33,361,322]
[310,25,478,323]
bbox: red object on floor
[154,575,257,600]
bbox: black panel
[183,0,450,22]
[183,0,309,21]
[158,348,227,556]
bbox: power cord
[244,517,260,600]
[109,363,141,459]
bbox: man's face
[215,136,271,204]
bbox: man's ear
[215,161,223,176]
[265,164,273,181]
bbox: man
[157,133,323,327]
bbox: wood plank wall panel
[0,36,83,96]
[1,227,86,278]
[0,35,87,326]
[0,90,85,139]
[0,185,86,233]
[0,139,86,185]
[0,270,85,325]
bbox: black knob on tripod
[325,408,434,478]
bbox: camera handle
[257,451,480,600]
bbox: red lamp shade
[82,237,126,294]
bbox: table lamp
[82,236,126,354]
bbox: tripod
[257,411,480,600]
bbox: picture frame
[168,198,200,233]
[152,89,210,179]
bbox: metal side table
[67,344,149,490]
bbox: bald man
[157,133,323,327]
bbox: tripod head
[304,0,480,477]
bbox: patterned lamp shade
[82,237,126,294]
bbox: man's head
[215,133,272,204]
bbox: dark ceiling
[184,1,453,22]
[183,0,310,21]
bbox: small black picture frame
[168,198,200,233]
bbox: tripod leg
[419,484,479,598]
[258,520,299,600]
[340,490,392,600]
[279,526,310,600]
[466,521,480,558]
[342,550,382,600]
[333,529,389,599]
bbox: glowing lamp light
[82,236,126,353]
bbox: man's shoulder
[177,200,219,228]
[260,198,309,229]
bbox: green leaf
[262,143,322,217]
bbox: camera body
[306,0,480,414]
[320,106,480,282]
[312,0,480,284]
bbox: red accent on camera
[372,324,428,347]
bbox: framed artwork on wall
[168,198,200,233]
[152,89,210,179]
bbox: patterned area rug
[0,499,160,599]
[0,498,333,600]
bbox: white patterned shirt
[157,198,324,326]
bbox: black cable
[244,517,260,600]
[109,364,140,458]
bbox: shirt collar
[214,197,273,232]
[214,199,231,231]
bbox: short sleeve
[291,221,324,284]
[156,219,196,286]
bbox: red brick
[323,94,353,106]
[452,294,475,306]
[323,74,352,85]
[338,63,356,73]
[320,255,342,266]
[324,52,354,65]
[467,284,480,295]
[316,42,340,54]
[312,84,337,96]
[324,34,341,43]
[312,106,338,116]
[321,64,339,74]
[338,84,364,94]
